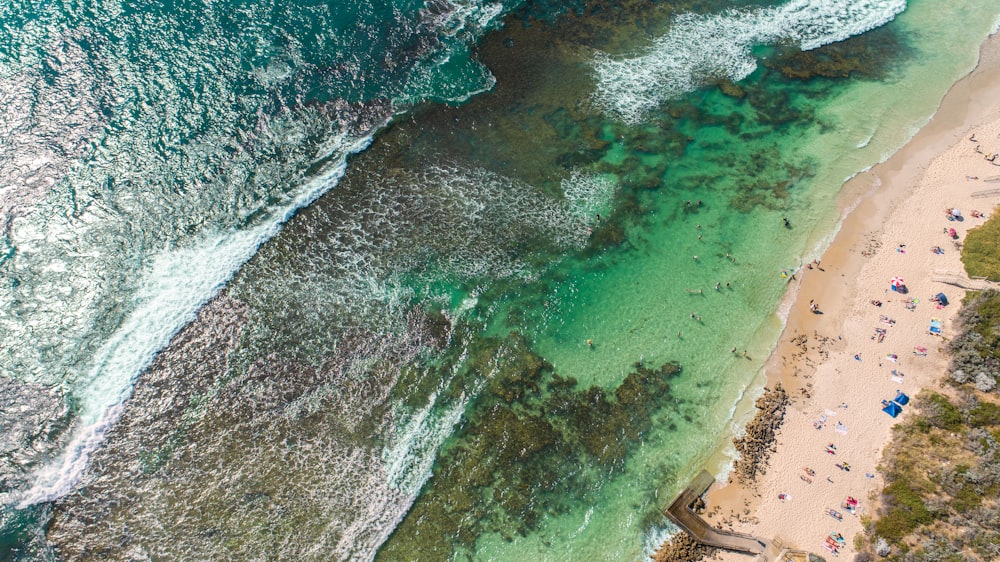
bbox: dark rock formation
[650,530,716,562]
[731,384,789,487]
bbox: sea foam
[592,0,907,123]
[13,138,371,508]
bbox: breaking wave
[592,0,906,123]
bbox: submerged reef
[376,332,681,560]
[766,25,907,81]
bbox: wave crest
[592,0,906,123]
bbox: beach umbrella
[882,401,902,418]
[890,276,905,288]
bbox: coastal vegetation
[961,209,1000,281]
[859,290,1000,560]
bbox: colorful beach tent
[935,293,949,306]
[882,401,902,418]
[893,391,910,406]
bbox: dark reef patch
[376,332,681,560]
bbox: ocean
[1,0,998,559]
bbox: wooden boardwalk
[971,187,1000,197]
[664,470,769,556]
[930,269,1000,291]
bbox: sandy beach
[699,30,1000,560]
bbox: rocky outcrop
[650,531,716,562]
[731,384,790,487]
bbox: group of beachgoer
[969,133,1000,165]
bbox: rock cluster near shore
[730,384,790,487]
[650,530,717,562]
[651,384,789,562]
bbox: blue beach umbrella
[881,401,902,418]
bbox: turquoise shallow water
[1,0,999,560]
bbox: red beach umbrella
[890,276,905,287]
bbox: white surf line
[592,0,907,123]
[12,135,373,508]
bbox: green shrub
[969,401,1000,427]
[922,391,963,432]
[874,480,933,540]
[962,208,1000,281]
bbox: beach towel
[886,353,898,363]
[891,369,904,383]
[913,346,928,356]
[835,421,848,435]
[929,318,943,335]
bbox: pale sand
[700,32,1000,560]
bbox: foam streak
[592,0,906,123]
[13,137,372,507]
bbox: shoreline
[690,28,1000,559]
